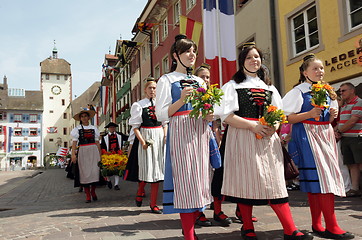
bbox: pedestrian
[126,78,167,214]
[71,108,101,203]
[100,122,127,190]
[155,34,213,240]
[215,42,312,240]
[282,53,354,239]
[194,63,232,227]
[337,83,362,197]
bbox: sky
[0,0,148,98]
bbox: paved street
[0,169,361,240]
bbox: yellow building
[276,0,362,94]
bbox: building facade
[277,0,362,94]
[0,76,43,170]
[40,47,72,154]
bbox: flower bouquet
[184,84,224,118]
[99,149,128,177]
[310,81,332,121]
[256,105,288,139]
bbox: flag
[137,22,156,32]
[100,86,109,115]
[56,147,68,156]
[203,0,237,86]
[120,40,141,65]
[179,16,203,46]
[47,127,57,133]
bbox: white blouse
[129,98,167,128]
[155,72,206,122]
[282,82,338,116]
[214,75,283,122]
[70,125,100,142]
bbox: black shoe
[135,195,144,207]
[92,195,98,201]
[85,199,91,203]
[312,227,326,238]
[195,213,212,227]
[209,202,214,210]
[114,185,120,190]
[213,211,232,226]
[241,228,257,240]
[150,206,163,214]
[324,230,354,239]
[284,230,313,240]
[79,187,83,192]
[107,181,112,189]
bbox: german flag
[179,16,203,46]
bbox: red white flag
[56,147,68,156]
[203,0,237,86]
[101,86,109,115]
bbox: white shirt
[155,72,206,122]
[214,75,282,122]
[282,82,338,116]
[70,125,100,142]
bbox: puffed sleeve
[128,127,135,144]
[155,75,172,122]
[214,81,239,122]
[270,85,283,109]
[94,126,100,141]
[129,102,143,128]
[282,88,303,115]
[71,127,79,142]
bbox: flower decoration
[310,81,332,121]
[98,149,128,177]
[256,105,288,139]
[185,84,224,118]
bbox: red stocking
[84,187,91,201]
[180,213,196,240]
[237,203,256,237]
[150,183,159,207]
[318,193,345,234]
[308,193,324,232]
[136,181,146,202]
[213,197,222,214]
[270,202,303,236]
[90,185,97,198]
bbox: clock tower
[40,45,72,155]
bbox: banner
[179,16,203,46]
[203,0,237,86]
[56,147,68,156]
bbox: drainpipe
[269,0,281,91]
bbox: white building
[0,76,43,170]
[40,47,72,154]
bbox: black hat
[105,122,118,128]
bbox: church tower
[40,42,72,155]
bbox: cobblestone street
[0,169,361,240]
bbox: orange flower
[267,105,277,112]
[259,117,267,125]
[324,84,333,90]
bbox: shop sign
[325,38,362,72]
[9,151,34,156]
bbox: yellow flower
[314,88,321,92]
[201,94,210,101]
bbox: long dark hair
[232,46,271,85]
[170,34,197,72]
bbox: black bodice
[141,100,162,127]
[78,127,96,145]
[234,88,273,119]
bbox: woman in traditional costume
[71,108,101,203]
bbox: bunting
[179,16,203,46]
[56,147,68,157]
